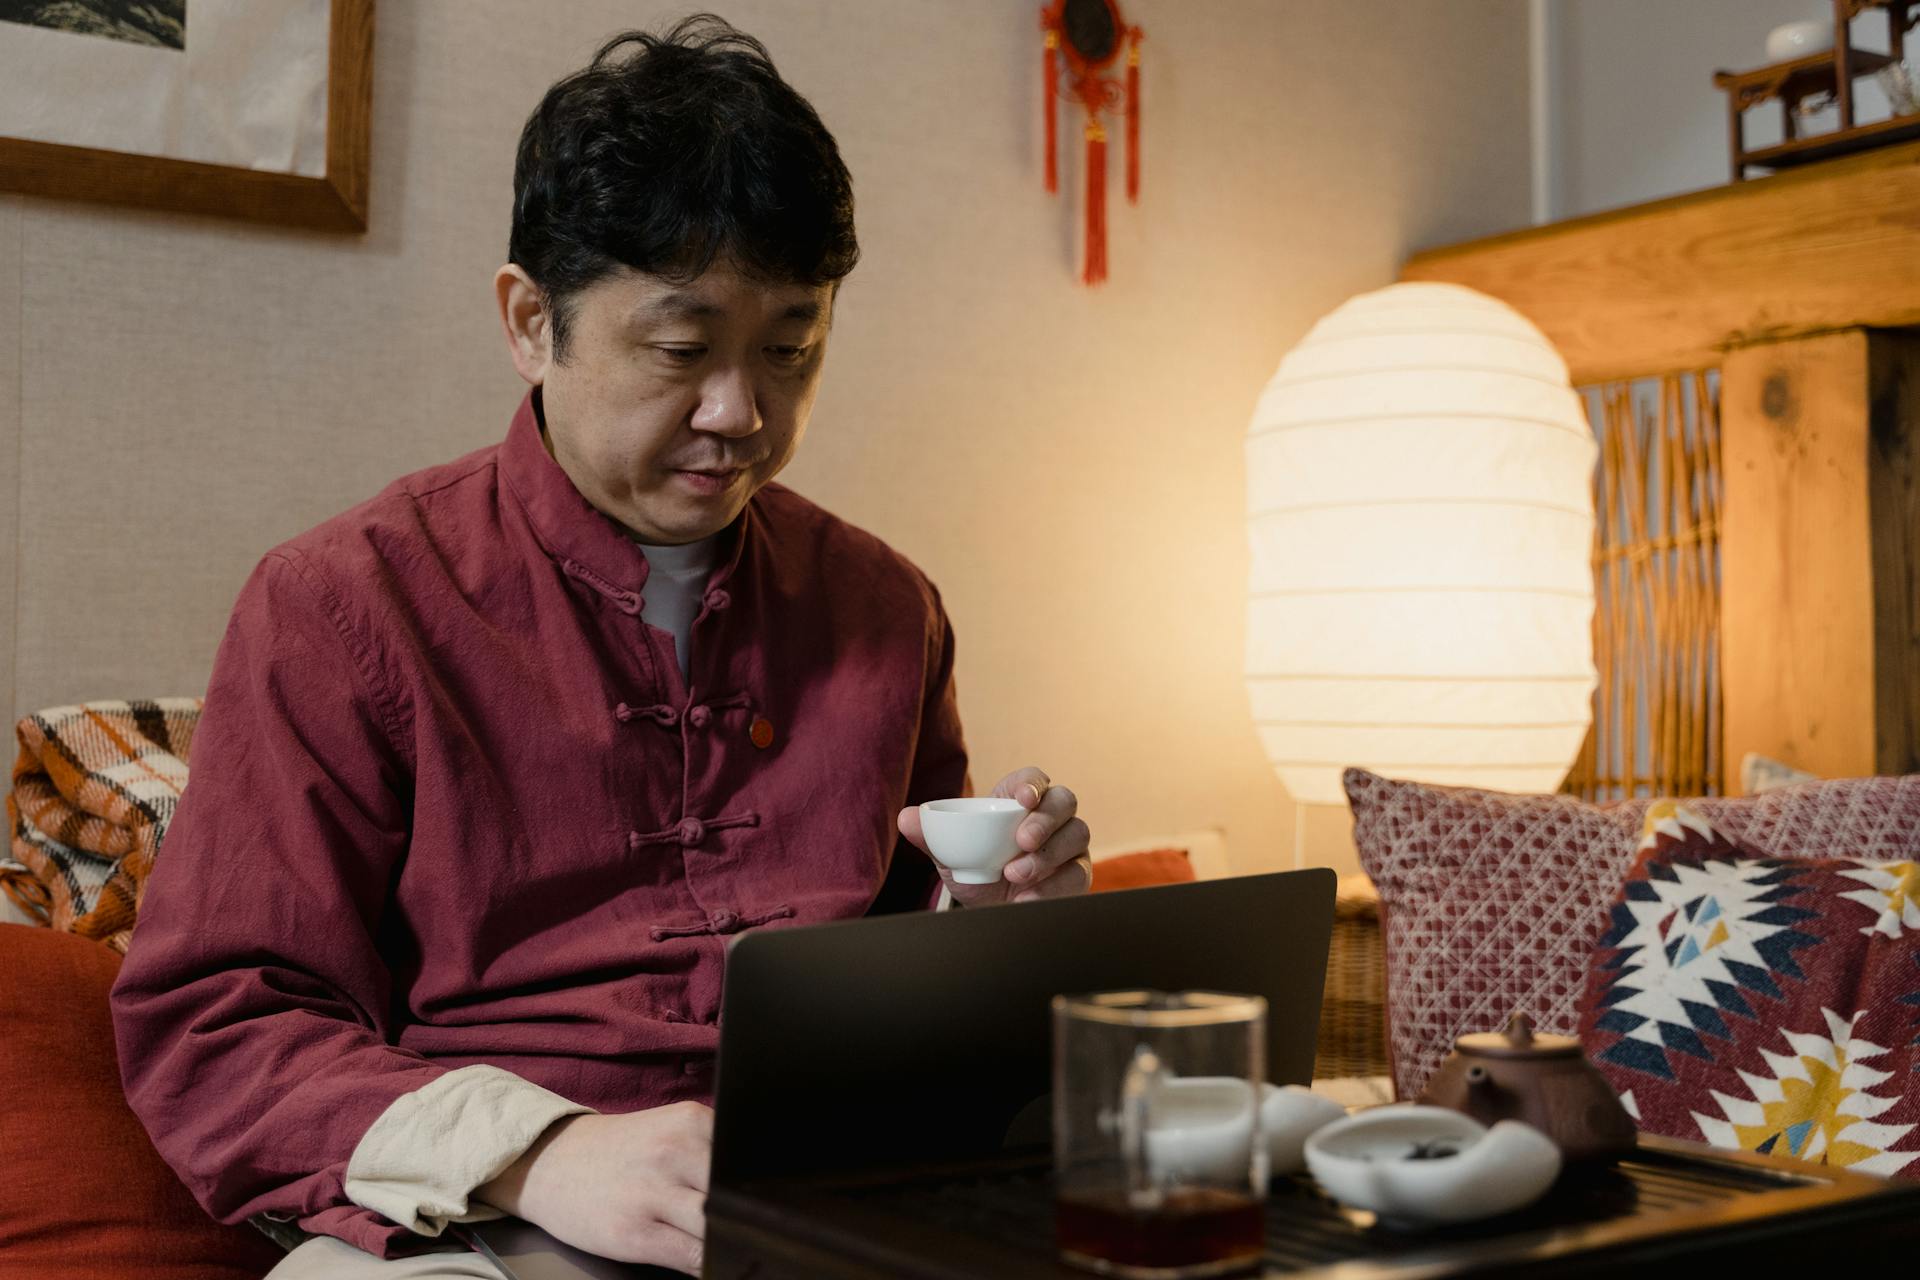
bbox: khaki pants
[268,1234,503,1278]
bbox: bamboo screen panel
[1563,370,1724,802]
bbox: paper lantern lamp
[1245,282,1597,806]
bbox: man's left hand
[896,767,1091,906]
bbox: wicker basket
[1312,874,1390,1082]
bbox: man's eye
[655,346,705,365]
[766,345,812,366]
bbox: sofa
[52,704,1920,1272]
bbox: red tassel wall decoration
[1043,32,1059,194]
[1125,38,1141,203]
[1084,120,1108,286]
[1039,2,1141,285]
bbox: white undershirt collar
[631,533,718,679]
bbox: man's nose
[690,366,762,437]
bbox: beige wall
[0,0,1530,877]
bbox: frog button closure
[686,705,713,730]
[676,818,706,846]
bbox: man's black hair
[509,14,859,360]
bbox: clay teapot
[1416,1013,1637,1163]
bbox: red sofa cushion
[0,924,283,1280]
[1090,848,1194,893]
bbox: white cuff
[344,1064,594,1236]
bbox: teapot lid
[1454,1012,1581,1058]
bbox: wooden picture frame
[0,0,375,232]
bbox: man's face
[530,262,834,545]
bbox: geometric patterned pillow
[1343,768,1653,1100]
[1578,802,1920,1178]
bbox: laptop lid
[711,868,1335,1183]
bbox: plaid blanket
[1,698,201,952]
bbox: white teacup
[1765,19,1832,62]
[1143,1077,1348,1183]
[1142,1076,1258,1185]
[918,797,1025,883]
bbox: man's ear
[495,264,554,386]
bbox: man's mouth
[671,467,743,496]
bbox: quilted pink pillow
[1343,768,1650,1100]
[1346,769,1920,1102]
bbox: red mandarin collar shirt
[110,394,967,1254]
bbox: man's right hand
[476,1101,713,1275]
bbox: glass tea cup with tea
[1053,990,1269,1278]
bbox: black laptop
[464,868,1337,1277]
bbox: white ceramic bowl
[1142,1078,1349,1183]
[1303,1104,1561,1227]
[917,797,1025,883]
[1766,19,1833,61]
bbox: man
[110,18,1090,1278]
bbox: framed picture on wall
[0,0,374,231]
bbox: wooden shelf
[1712,0,1916,179]
[1741,110,1920,170]
[1713,48,1894,107]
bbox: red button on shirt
[750,717,775,749]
